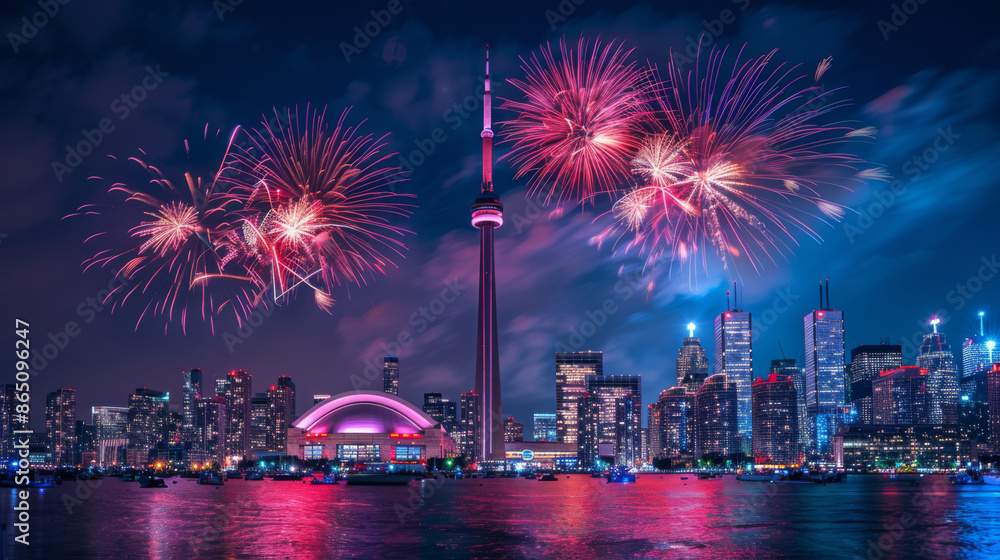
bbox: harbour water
[3,474,998,559]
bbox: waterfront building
[503,417,523,442]
[250,393,270,457]
[751,374,799,466]
[849,344,902,425]
[287,391,456,464]
[458,392,481,459]
[677,323,709,391]
[45,388,76,466]
[127,388,169,466]
[555,351,603,445]
[195,395,226,465]
[834,425,966,470]
[989,364,1000,452]
[872,366,929,425]
[583,375,641,467]
[268,376,296,453]
[715,309,753,444]
[92,406,128,467]
[648,387,694,461]
[504,441,577,470]
[422,393,459,435]
[695,374,738,459]
[383,356,399,396]
[0,384,15,465]
[804,282,845,455]
[223,370,252,463]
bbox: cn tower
[471,46,504,462]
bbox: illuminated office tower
[804,280,845,454]
[383,356,399,396]
[585,375,642,467]
[503,417,523,443]
[268,376,295,453]
[555,351,603,444]
[182,368,203,442]
[127,388,169,466]
[249,394,269,457]
[715,306,752,443]
[423,393,459,435]
[532,413,557,442]
[751,374,799,466]
[989,365,1000,452]
[0,384,14,464]
[695,374,738,458]
[677,322,710,391]
[872,366,929,425]
[577,393,600,469]
[459,392,481,460]
[770,359,808,448]
[45,388,76,466]
[848,344,902,425]
[223,370,252,462]
[917,319,959,425]
[195,396,226,464]
[92,406,128,467]
[648,387,694,460]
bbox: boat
[737,471,774,482]
[524,472,537,480]
[606,467,636,484]
[198,471,225,485]
[590,472,605,478]
[118,472,138,482]
[696,472,720,480]
[680,476,689,480]
[310,474,339,485]
[0,472,57,488]
[345,473,414,485]
[982,475,1000,485]
[539,473,559,482]
[244,471,264,481]
[138,475,167,488]
[950,474,984,486]
[225,472,244,480]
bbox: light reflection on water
[3,474,996,559]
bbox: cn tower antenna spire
[481,45,493,193]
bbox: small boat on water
[269,473,304,481]
[118,472,138,482]
[226,472,244,480]
[737,470,774,482]
[138,475,167,488]
[606,467,636,484]
[539,473,559,482]
[198,471,225,486]
[696,472,719,480]
[310,473,339,485]
[524,472,537,480]
[0,472,58,488]
[680,476,689,480]
[982,475,1000,486]
[244,472,264,481]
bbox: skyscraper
[695,374,738,458]
[313,394,331,406]
[182,368,203,442]
[751,374,799,466]
[677,323,709,391]
[804,281,845,454]
[872,366,929,425]
[127,388,169,466]
[849,344,902,425]
[555,351,603,444]
[92,406,128,467]
[0,384,16,464]
[383,356,399,396]
[459,391,481,459]
[249,393,269,457]
[422,393,459,435]
[471,48,504,462]
[715,308,752,444]
[195,396,226,464]
[223,370,252,463]
[45,388,76,466]
[584,375,642,467]
[989,364,1000,452]
[918,320,959,425]
[576,393,600,469]
[770,359,808,449]
[648,387,694,461]
[503,417,523,443]
[532,413,557,442]
[268,377,295,453]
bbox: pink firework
[229,106,414,310]
[501,37,652,203]
[71,127,263,333]
[611,44,882,273]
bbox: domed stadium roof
[292,391,438,435]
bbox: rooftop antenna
[980,311,986,337]
[825,278,830,310]
[733,281,738,310]
[687,322,696,338]
[818,281,823,310]
[726,289,731,312]
[930,317,940,334]
[778,340,787,359]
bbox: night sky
[2,0,999,431]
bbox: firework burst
[501,37,652,203]
[229,106,414,310]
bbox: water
[3,474,998,559]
